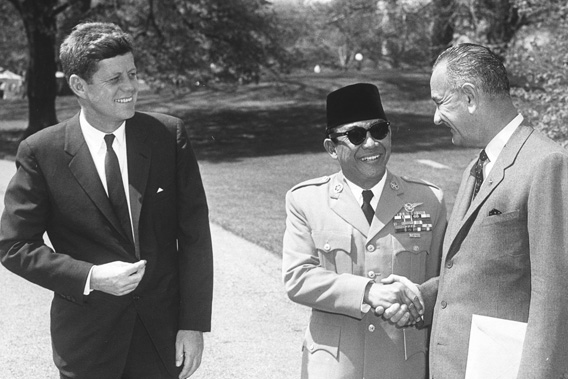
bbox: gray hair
[433,43,510,97]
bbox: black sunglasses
[328,120,391,145]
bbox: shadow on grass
[0,70,455,161]
[183,107,457,162]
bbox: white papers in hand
[465,314,527,379]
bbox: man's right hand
[90,260,146,296]
[365,281,423,325]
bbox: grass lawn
[0,69,478,255]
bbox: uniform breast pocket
[391,234,431,283]
[311,231,353,274]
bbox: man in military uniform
[282,83,446,379]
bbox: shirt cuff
[83,266,95,295]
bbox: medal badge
[394,202,433,235]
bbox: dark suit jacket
[420,124,568,378]
[0,112,213,378]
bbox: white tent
[0,70,24,100]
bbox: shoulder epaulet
[401,175,441,190]
[290,176,331,192]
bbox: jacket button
[133,295,140,301]
[323,243,331,251]
[367,244,375,252]
[446,260,453,268]
[441,300,447,309]
[368,271,376,279]
[368,324,375,332]
[308,343,315,351]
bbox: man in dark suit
[411,44,568,378]
[0,22,213,379]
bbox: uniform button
[441,300,447,309]
[133,295,140,301]
[446,260,453,268]
[413,245,420,252]
[323,243,331,251]
[367,245,375,252]
[368,324,375,332]
[308,343,315,351]
[368,271,376,279]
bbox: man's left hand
[175,330,204,378]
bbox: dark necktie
[104,134,133,243]
[362,190,374,224]
[471,149,488,200]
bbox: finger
[383,303,401,320]
[374,305,385,316]
[380,274,396,284]
[401,288,423,316]
[396,311,411,328]
[175,338,185,367]
[179,354,201,379]
[405,298,422,320]
[389,304,408,323]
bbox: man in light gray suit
[414,43,568,378]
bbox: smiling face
[73,52,138,132]
[430,62,482,147]
[324,119,391,189]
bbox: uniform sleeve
[282,189,371,319]
[419,188,446,326]
[175,121,214,332]
[0,140,92,303]
[517,152,568,378]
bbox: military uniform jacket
[420,125,568,379]
[283,170,446,379]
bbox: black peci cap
[326,83,387,132]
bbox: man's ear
[323,138,338,159]
[460,82,479,114]
[68,74,88,99]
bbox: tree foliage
[0,1,27,75]
[506,0,568,146]
[277,0,433,71]
[0,0,289,135]
[77,0,289,89]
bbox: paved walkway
[0,159,308,378]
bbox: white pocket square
[157,187,164,193]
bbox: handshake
[363,274,424,328]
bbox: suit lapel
[445,124,534,261]
[126,117,152,258]
[368,172,404,239]
[444,160,476,245]
[329,173,370,237]
[64,115,130,247]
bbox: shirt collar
[344,172,387,204]
[79,110,127,149]
[484,113,523,163]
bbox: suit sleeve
[175,121,214,332]
[419,188,446,326]
[518,152,568,378]
[0,140,92,302]
[282,189,371,319]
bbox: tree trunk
[12,0,59,139]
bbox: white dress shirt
[344,173,387,211]
[483,113,523,178]
[79,111,134,294]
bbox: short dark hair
[433,43,510,97]
[59,22,134,83]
